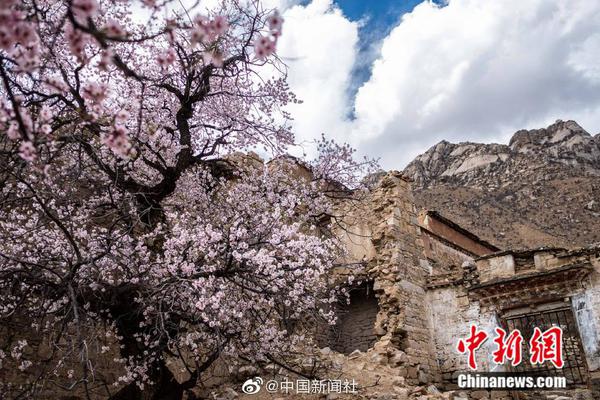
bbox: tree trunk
[104,287,220,400]
[106,287,186,400]
[108,358,186,400]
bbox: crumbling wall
[336,171,440,385]
[334,172,600,395]
[573,253,600,386]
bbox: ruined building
[326,170,600,399]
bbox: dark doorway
[327,282,379,354]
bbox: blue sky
[335,0,439,29]
[335,0,445,99]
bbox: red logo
[492,327,523,367]
[530,326,564,368]
[457,325,563,370]
[457,325,489,370]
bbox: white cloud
[276,0,358,154]
[276,0,600,169]
[569,33,600,83]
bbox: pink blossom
[253,35,276,60]
[115,109,130,124]
[156,48,176,68]
[0,26,12,50]
[19,141,36,161]
[267,11,284,36]
[13,23,38,46]
[14,44,40,72]
[0,1,18,11]
[98,48,114,71]
[7,122,20,140]
[203,50,224,68]
[211,15,229,36]
[103,19,126,37]
[44,76,69,95]
[190,27,208,46]
[72,0,99,21]
[0,8,40,71]
[193,14,210,29]
[103,124,132,157]
[191,14,228,45]
[190,15,213,45]
[39,106,52,122]
[40,124,52,135]
[82,82,108,104]
[65,23,88,62]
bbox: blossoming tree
[0,0,372,399]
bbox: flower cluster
[103,124,132,157]
[156,47,176,68]
[98,48,114,71]
[72,0,99,21]
[254,11,284,60]
[103,19,127,38]
[66,22,89,62]
[19,141,36,161]
[0,1,40,71]
[191,14,230,46]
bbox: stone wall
[336,171,441,385]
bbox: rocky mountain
[403,120,600,250]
